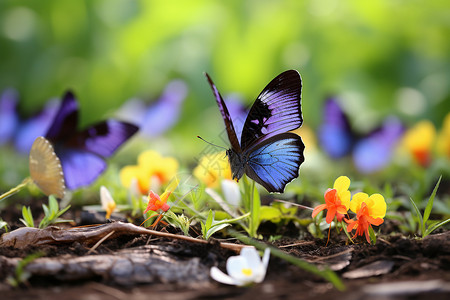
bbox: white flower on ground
[210,247,270,286]
[221,179,241,207]
[100,186,116,219]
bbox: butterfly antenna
[197,136,227,150]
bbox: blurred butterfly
[205,70,305,193]
[116,80,187,138]
[0,88,60,153]
[43,91,139,190]
[29,136,66,198]
[0,89,19,146]
[318,98,404,173]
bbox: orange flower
[143,178,178,214]
[346,193,386,243]
[312,176,351,223]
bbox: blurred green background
[0,0,449,187]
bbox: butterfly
[43,91,139,190]
[0,88,19,146]
[0,88,60,154]
[116,80,187,138]
[205,70,305,193]
[318,98,404,173]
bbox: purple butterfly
[117,80,187,138]
[0,89,19,146]
[318,98,404,173]
[44,91,139,189]
[205,70,305,193]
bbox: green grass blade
[409,197,423,236]
[424,218,450,237]
[423,176,442,226]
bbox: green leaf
[206,209,213,229]
[423,176,441,226]
[259,206,282,223]
[21,206,34,227]
[49,195,58,214]
[206,223,230,240]
[368,226,377,245]
[424,218,450,237]
[409,197,423,236]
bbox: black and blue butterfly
[43,91,139,190]
[318,98,404,173]
[205,70,305,193]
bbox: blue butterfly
[205,70,305,193]
[43,91,139,190]
[318,98,404,173]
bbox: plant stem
[0,177,32,202]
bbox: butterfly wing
[318,98,353,158]
[244,133,305,193]
[69,120,139,158]
[15,99,59,154]
[353,117,404,173]
[240,70,303,150]
[205,73,241,152]
[55,147,107,190]
[45,91,79,142]
[0,89,19,145]
[29,137,65,198]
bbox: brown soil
[0,218,449,300]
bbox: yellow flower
[402,120,436,167]
[333,176,351,210]
[437,112,450,158]
[120,150,179,194]
[193,151,232,188]
[349,192,386,219]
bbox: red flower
[345,202,384,243]
[312,188,348,224]
[144,191,170,213]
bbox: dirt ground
[0,216,449,300]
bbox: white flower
[210,247,270,286]
[100,186,116,219]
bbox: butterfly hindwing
[240,70,303,150]
[245,133,305,193]
[56,148,107,190]
[205,73,241,152]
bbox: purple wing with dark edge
[45,91,79,142]
[0,89,19,145]
[205,73,241,152]
[72,120,139,157]
[318,98,353,158]
[15,99,59,154]
[240,70,302,151]
[245,133,304,193]
[353,117,404,173]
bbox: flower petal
[221,179,241,207]
[226,256,249,281]
[350,192,368,214]
[334,176,350,192]
[210,266,239,285]
[368,193,386,219]
[312,204,327,218]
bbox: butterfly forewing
[73,120,139,157]
[29,136,66,198]
[205,73,241,152]
[318,98,353,158]
[240,70,303,150]
[245,133,305,193]
[45,91,79,142]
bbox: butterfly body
[206,70,305,193]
